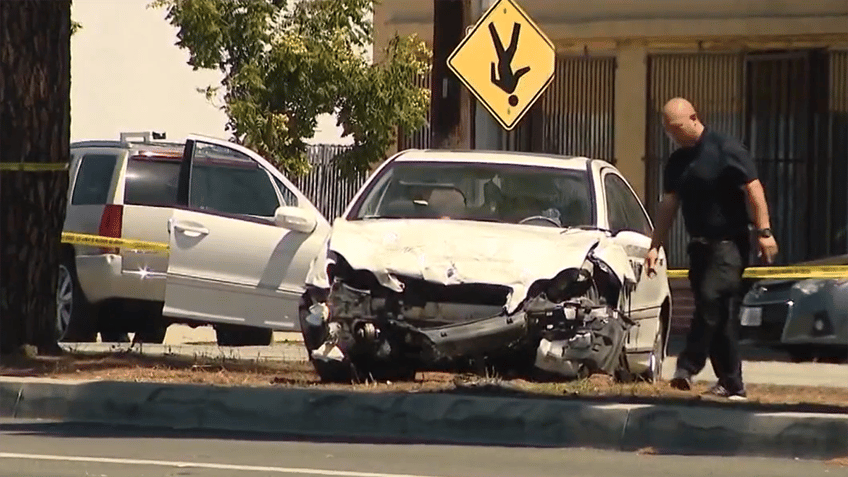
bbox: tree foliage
[150,0,431,177]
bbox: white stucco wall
[70,0,355,145]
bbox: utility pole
[430,0,467,149]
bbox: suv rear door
[63,148,125,254]
[162,135,331,331]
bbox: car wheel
[297,295,416,383]
[312,359,356,383]
[214,324,273,347]
[642,327,665,383]
[56,257,98,343]
[298,295,350,382]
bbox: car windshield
[348,161,594,227]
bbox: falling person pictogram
[489,22,530,107]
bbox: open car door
[162,135,331,331]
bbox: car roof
[391,149,595,171]
[71,140,185,157]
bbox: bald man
[645,97,778,400]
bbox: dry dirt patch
[1,350,846,411]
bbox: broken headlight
[545,266,594,303]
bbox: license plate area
[740,306,763,327]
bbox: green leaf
[151,0,431,178]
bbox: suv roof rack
[120,131,167,142]
[70,131,185,150]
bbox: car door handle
[172,222,209,237]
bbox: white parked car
[60,133,331,346]
[300,149,672,383]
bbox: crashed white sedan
[299,150,672,383]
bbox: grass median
[2,347,846,413]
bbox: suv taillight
[97,204,123,254]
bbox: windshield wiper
[560,225,614,234]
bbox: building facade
[374,0,848,269]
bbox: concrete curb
[1,377,846,459]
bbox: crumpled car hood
[306,218,636,314]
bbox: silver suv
[59,132,330,346]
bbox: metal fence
[500,55,616,159]
[533,55,617,161]
[823,50,848,258]
[290,144,366,222]
[398,70,432,150]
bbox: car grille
[394,276,511,307]
[762,303,789,324]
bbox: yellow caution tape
[667,265,848,280]
[56,232,848,279]
[61,232,169,253]
[0,162,69,172]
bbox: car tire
[351,359,417,383]
[298,296,355,383]
[297,294,417,384]
[312,359,356,383]
[214,324,273,347]
[56,255,98,343]
[641,326,665,383]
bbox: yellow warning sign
[448,0,555,131]
[61,232,169,253]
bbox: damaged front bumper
[306,280,528,367]
[306,280,635,383]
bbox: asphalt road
[0,419,845,477]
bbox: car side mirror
[274,206,317,233]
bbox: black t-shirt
[663,128,758,239]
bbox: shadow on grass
[2,348,847,414]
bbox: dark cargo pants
[676,237,750,393]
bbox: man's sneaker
[702,383,747,401]
[669,368,692,391]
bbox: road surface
[0,419,844,477]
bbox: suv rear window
[71,153,118,205]
[124,157,180,207]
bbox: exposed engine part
[531,303,633,378]
[329,281,378,319]
[524,260,635,380]
[356,322,380,341]
[305,303,330,327]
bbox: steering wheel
[518,215,561,227]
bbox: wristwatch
[757,228,773,238]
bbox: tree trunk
[0,1,72,355]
